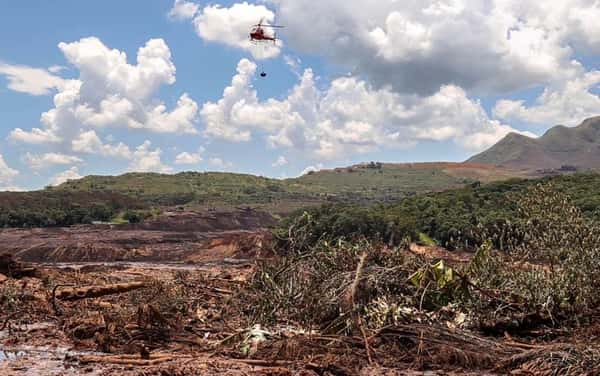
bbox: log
[56,282,148,301]
[0,253,41,279]
[78,354,174,366]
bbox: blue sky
[1,0,600,190]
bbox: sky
[1,1,600,190]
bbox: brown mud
[0,209,275,263]
[1,210,599,375]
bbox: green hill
[0,162,526,228]
[54,162,523,210]
[279,172,600,251]
[468,116,600,170]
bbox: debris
[0,253,41,279]
[55,281,148,301]
[77,353,176,366]
[241,325,271,356]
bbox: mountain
[468,116,600,170]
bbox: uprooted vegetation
[243,182,600,373]
[2,181,600,374]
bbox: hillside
[55,162,523,209]
[280,172,600,251]
[0,162,524,228]
[290,162,521,199]
[468,116,600,170]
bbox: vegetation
[245,182,600,374]
[56,163,522,209]
[0,190,145,228]
[277,173,600,250]
[0,162,525,228]
[3,164,600,231]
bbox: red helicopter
[249,18,284,77]
[250,18,284,44]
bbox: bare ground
[1,211,599,375]
[0,209,275,263]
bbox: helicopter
[249,18,284,77]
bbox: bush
[274,204,417,255]
[123,210,144,224]
[256,182,600,334]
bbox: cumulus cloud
[493,70,600,127]
[191,2,280,60]
[9,127,62,144]
[208,157,233,169]
[0,62,68,95]
[24,152,83,170]
[49,166,82,186]
[168,0,199,21]
[9,37,199,153]
[272,156,288,167]
[0,154,19,190]
[300,163,324,176]
[175,147,205,165]
[271,0,600,95]
[202,59,523,159]
[128,141,173,173]
[71,130,132,159]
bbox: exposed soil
[1,211,599,375]
[1,260,502,376]
[0,209,275,263]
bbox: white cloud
[283,55,302,77]
[208,157,233,169]
[272,155,288,167]
[202,59,523,159]
[192,2,280,60]
[0,154,19,190]
[142,93,199,134]
[8,37,199,154]
[0,62,68,95]
[300,163,324,176]
[493,70,600,127]
[71,130,132,159]
[47,65,67,74]
[273,0,600,95]
[49,166,82,186]
[24,152,83,170]
[9,127,61,144]
[175,147,205,165]
[168,0,199,21]
[128,141,173,173]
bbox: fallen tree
[0,252,41,279]
[56,282,148,301]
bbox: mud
[2,261,479,376]
[0,209,274,263]
[1,211,596,375]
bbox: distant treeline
[5,172,600,231]
[277,173,600,251]
[0,191,146,228]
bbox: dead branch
[55,281,148,301]
[1,311,21,331]
[351,252,373,365]
[78,353,176,366]
[51,284,75,315]
[0,253,41,279]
